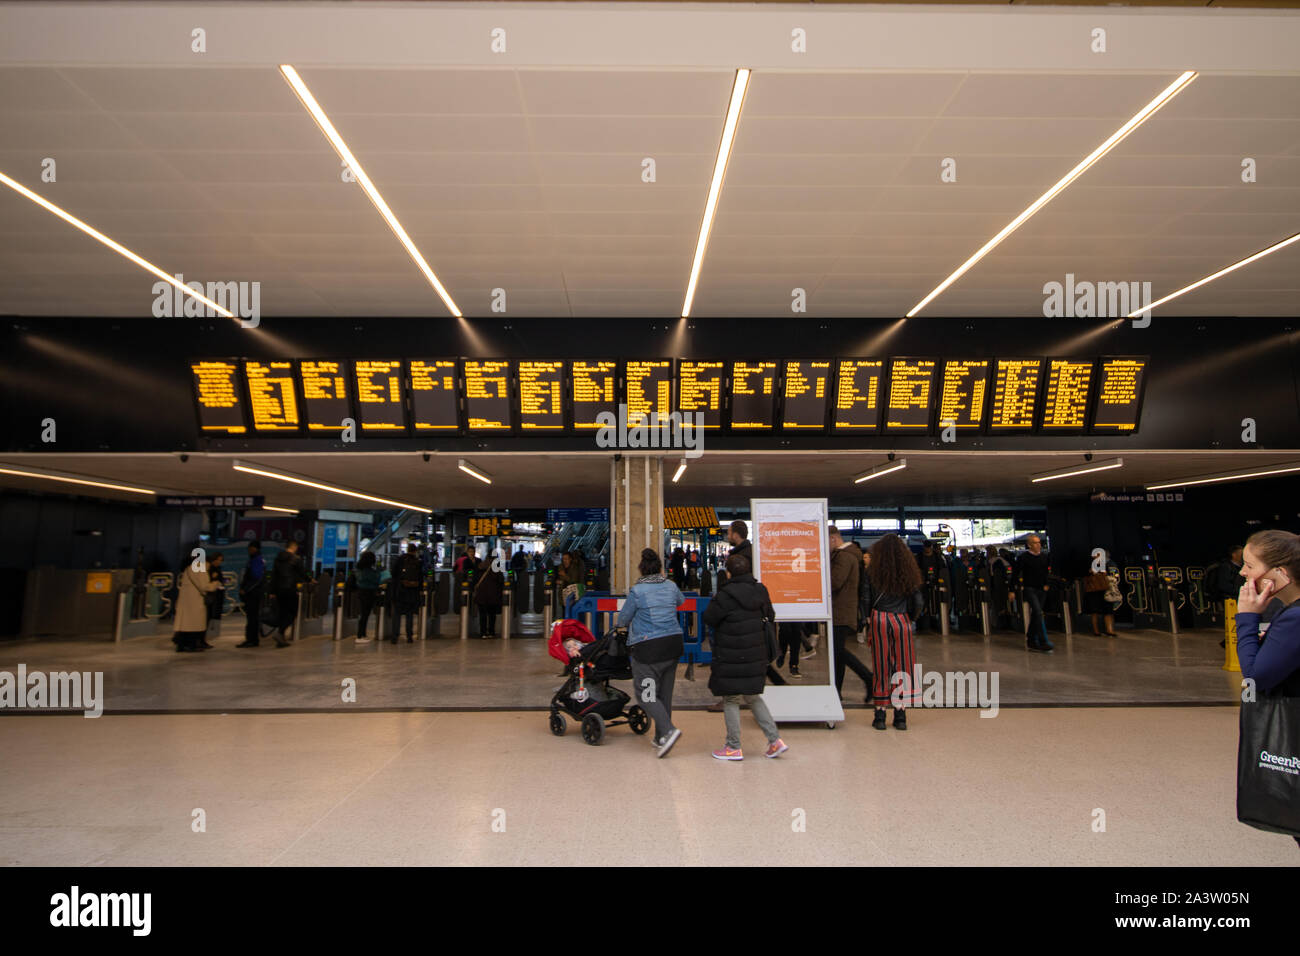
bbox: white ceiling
[0,63,1298,318]
[2,449,1297,511]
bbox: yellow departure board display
[626,360,674,427]
[191,360,246,433]
[464,359,514,431]
[988,359,1043,431]
[410,359,459,431]
[730,361,777,430]
[244,360,300,431]
[572,360,619,430]
[937,360,990,431]
[884,359,937,432]
[518,360,564,431]
[664,506,718,530]
[782,360,831,429]
[833,359,884,431]
[678,361,724,428]
[354,360,405,430]
[1092,357,1147,432]
[298,360,350,432]
[1040,360,1094,431]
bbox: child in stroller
[547,619,652,745]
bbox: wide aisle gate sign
[749,497,842,725]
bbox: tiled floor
[0,707,1292,866]
[0,615,1243,711]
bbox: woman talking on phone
[1234,529,1300,849]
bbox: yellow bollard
[1222,598,1241,672]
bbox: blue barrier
[567,591,712,665]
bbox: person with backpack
[702,551,788,761]
[237,541,266,648]
[351,551,381,644]
[473,557,505,638]
[864,533,925,731]
[391,547,423,643]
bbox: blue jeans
[1024,588,1053,647]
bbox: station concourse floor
[4,618,1293,866]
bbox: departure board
[571,360,619,431]
[464,359,514,431]
[937,360,990,431]
[626,360,674,427]
[678,361,725,428]
[1092,357,1147,433]
[244,360,300,431]
[884,359,937,433]
[354,360,406,431]
[1040,360,1094,431]
[833,359,884,431]
[297,360,350,432]
[781,360,831,429]
[410,359,459,431]
[191,360,246,433]
[988,359,1043,431]
[517,360,564,431]
[729,361,777,430]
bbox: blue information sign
[546,508,609,523]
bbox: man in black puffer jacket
[702,552,788,761]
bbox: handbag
[1236,694,1300,837]
[1084,572,1109,593]
[761,614,779,663]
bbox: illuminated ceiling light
[906,70,1198,318]
[853,458,907,484]
[672,459,687,483]
[279,65,461,317]
[458,459,493,485]
[0,463,155,496]
[1030,457,1123,484]
[1147,461,1300,492]
[261,505,300,514]
[0,169,235,319]
[1130,232,1300,317]
[232,459,430,512]
[681,67,751,319]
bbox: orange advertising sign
[757,522,824,605]
[750,498,831,621]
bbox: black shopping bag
[1236,695,1300,837]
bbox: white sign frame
[748,497,844,725]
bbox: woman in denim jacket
[619,548,686,758]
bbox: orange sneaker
[711,746,743,761]
[764,739,788,758]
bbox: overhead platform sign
[749,497,841,725]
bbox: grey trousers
[723,694,779,749]
[629,656,678,741]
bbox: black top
[271,550,310,591]
[1017,551,1051,589]
[701,573,774,697]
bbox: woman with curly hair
[865,534,925,731]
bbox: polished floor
[0,707,1293,866]
[0,613,1242,711]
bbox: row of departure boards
[190,356,1147,436]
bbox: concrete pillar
[610,455,665,595]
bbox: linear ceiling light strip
[1130,232,1300,317]
[681,68,751,319]
[279,65,462,318]
[906,70,1198,318]
[0,464,156,496]
[232,460,431,512]
[0,170,235,318]
[1147,462,1300,492]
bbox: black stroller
[547,621,651,745]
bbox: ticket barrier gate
[500,578,512,640]
[332,580,347,640]
[542,575,556,637]
[1184,566,1216,628]
[1020,582,1074,639]
[375,583,388,641]
[1157,567,1186,636]
[458,578,471,640]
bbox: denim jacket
[618,575,685,646]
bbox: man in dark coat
[391,547,423,643]
[270,540,311,648]
[701,552,787,760]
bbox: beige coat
[175,565,220,633]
